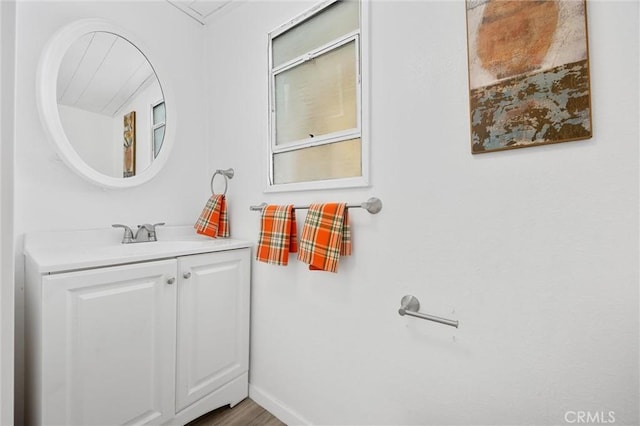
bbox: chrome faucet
[135,223,165,242]
[112,223,165,244]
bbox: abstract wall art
[466,0,592,153]
[123,111,136,177]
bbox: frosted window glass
[153,102,165,125]
[275,41,357,145]
[272,0,359,67]
[273,139,361,184]
[153,126,165,158]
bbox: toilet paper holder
[398,295,459,328]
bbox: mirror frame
[36,18,176,188]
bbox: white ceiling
[167,0,236,25]
[57,32,158,117]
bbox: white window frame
[266,0,370,192]
[151,99,165,160]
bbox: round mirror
[37,19,175,188]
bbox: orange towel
[194,194,229,238]
[297,203,351,273]
[256,205,298,265]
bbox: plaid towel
[297,203,351,273]
[194,194,229,238]
[256,205,298,265]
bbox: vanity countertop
[24,225,252,274]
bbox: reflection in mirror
[56,32,165,178]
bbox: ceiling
[57,32,158,117]
[167,0,236,25]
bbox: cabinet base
[167,372,248,425]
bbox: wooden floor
[186,398,286,426]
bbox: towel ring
[210,168,234,195]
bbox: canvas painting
[466,0,592,153]
[123,111,136,177]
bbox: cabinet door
[176,249,250,411]
[41,259,177,425]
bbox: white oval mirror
[37,19,175,188]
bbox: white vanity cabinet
[24,229,251,426]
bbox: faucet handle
[112,223,133,234]
[137,223,164,229]
[149,223,165,241]
[112,224,134,244]
[134,223,165,242]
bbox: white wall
[205,1,639,425]
[14,1,208,422]
[0,1,16,423]
[58,104,117,177]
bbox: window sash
[152,124,165,158]
[267,0,368,192]
[272,29,359,74]
[272,138,362,185]
[151,100,165,159]
[271,0,359,68]
[269,0,342,40]
[152,101,165,125]
[270,33,361,154]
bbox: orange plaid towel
[256,205,298,265]
[297,203,351,273]
[194,194,229,238]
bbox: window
[152,100,166,159]
[268,0,368,191]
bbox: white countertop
[24,225,252,274]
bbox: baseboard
[171,373,248,425]
[249,384,311,426]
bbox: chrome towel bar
[249,197,383,215]
[398,295,459,328]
